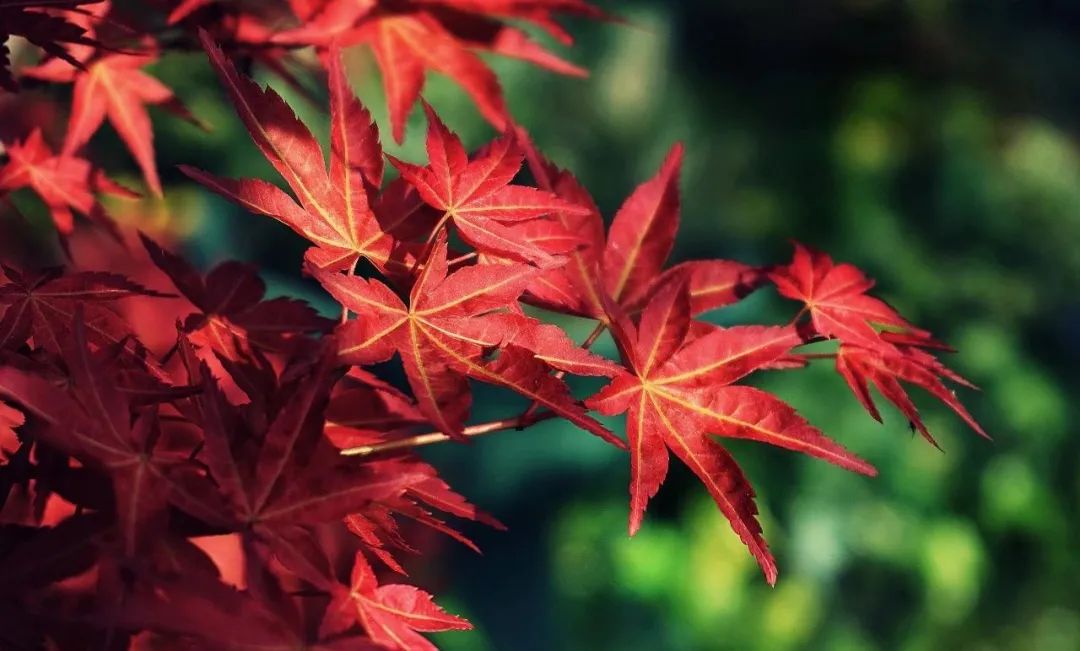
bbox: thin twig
[448,251,478,268]
[341,322,610,456]
[341,410,560,456]
[339,258,360,325]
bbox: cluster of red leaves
[1,0,597,242]
[0,2,987,649]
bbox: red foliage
[0,3,985,649]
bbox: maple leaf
[140,234,333,363]
[769,243,986,444]
[0,317,193,555]
[0,128,133,240]
[586,282,876,583]
[168,341,426,559]
[271,0,601,142]
[390,105,588,265]
[836,339,988,447]
[320,551,471,651]
[20,1,199,196]
[0,265,169,357]
[518,133,766,319]
[767,242,928,352]
[0,0,102,92]
[427,2,593,76]
[112,563,386,651]
[183,35,415,276]
[312,233,623,446]
[345,457,505,572]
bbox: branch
[340,321,610,457]
[340,410,560,457]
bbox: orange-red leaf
[190,36,401,275]
[320,552,471,651]
[587,282,874,582]
[314,234,620,446]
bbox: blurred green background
[53,1,1080,649]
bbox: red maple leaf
[167,341,425,558]
[20,1,199,196]
[270,0,601,142]
[0,317,195,556]
[312,232,622,446]
[587,282,876,583]
[836,338,988,447]
[0,128,132,240]
[767,242,927,351]
[769,243,986,443]
[0,265,168,356]
[182,36,415,276]
[389,105,588,265]
[320,551,471,651]
[518,132,766,320]
[140,234,333,363]
[344,457,505,572]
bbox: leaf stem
[340,410,560,457]
[339,321,610,457]
[340,258,360,325]
[411,210,454,278]
[448,252,478,268]
[427,211,453,244]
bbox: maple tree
[0,2,987,649]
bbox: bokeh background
[11,1,1080,649]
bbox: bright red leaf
[390,104,588,265]
[770,243,986,443]
[21,1,198,195]
[587,282,876,583]
[767,242,927,351]
[271,0,601,142]
[182,36,411,276]
[0,129,131,240]
[312,233,623,446]
[320,551,471,651]
[836,340,988,447]
[519,133,766,320]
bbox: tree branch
[340,321,610,457]
[340,410,560,457]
